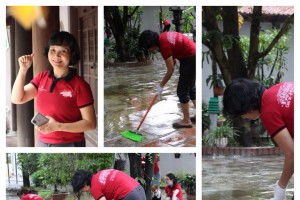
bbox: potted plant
[206,73,225,96]
[180,174,196,196]
[204,121,238,147]
[104,50,118,64]
[202,102,211,133]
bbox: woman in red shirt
[162,19,171,32]
[164,173,183,200]
[139,30,196,129]
[223,79,294,200]
[17,188,43,200]
[71,169,146,200]
[11,31,96,147]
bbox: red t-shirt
[154,156,160,172]
[159,32,195,60]
[260,82,294,138]
[22,194,43,200]
[165,183,183,200]
[30,69,94,144]
[90,169,139,200]
[163,19,171,25]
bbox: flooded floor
[202,155,294,200]
[104,58,195,147]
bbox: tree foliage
[104,6,142,62]
[27,153,114,191]
[17,153,40,175]
[181,6,196,33]
[17,153,40,187]
[202,6,293,85]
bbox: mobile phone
[31,112,49,127]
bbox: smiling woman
[11,31,96,147]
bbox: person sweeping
[138,30,196,129]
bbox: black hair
[71,170,93,197]
[44,31,80,65]
[138,30,159,50]
[16,188,37,197]
[222,78,265,117]
[166,173,178,185]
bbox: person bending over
[223,78,294,200]
[139,30,196,128]
[71,169,146,200]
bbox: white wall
[141,6,172,32]
[202,21,294,104]
[124,153,196,177]
[159,153,196,176]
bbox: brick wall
[202,146,284,156]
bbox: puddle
[202,155,294,199]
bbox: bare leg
[176,102,192,125]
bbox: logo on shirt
[167,32,176,45]
[60,90,73,98]
[28,194,38,199]
[98,169,112,184]
[38,85,47,92]
[277,82,294,108]
[110,170,118,181]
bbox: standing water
[202,155,294,200]
[104,58,195,147]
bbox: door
[78,6,98,146]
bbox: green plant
[204,121,238,146]
[202,102,210,132]
[31,170,46,188]
[239,29,290,88]
[179,174,196,195]
[206,73,225,89]
[126,28,151,62]
[104,50,118,63]
[38,190,53,199]
[38,154,74,192]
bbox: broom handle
[137,94,158,130]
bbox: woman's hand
[18,53,34,72]
[36,116,59,134]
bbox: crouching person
[17,188,43,200]
[71,169,146,200]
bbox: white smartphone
[31,112,49,127]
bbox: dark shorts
[122,185,146,200]
[163,24,171,32]
[38,140,86,147]
[177,55,196,103]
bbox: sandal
[172,122,193,129]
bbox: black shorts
[177,55,196,103]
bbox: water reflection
[202,156,294,200]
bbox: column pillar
[14,22,34,147]
[32,6,59,146]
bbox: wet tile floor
[202,155,294,200]
[104,58,196,147]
